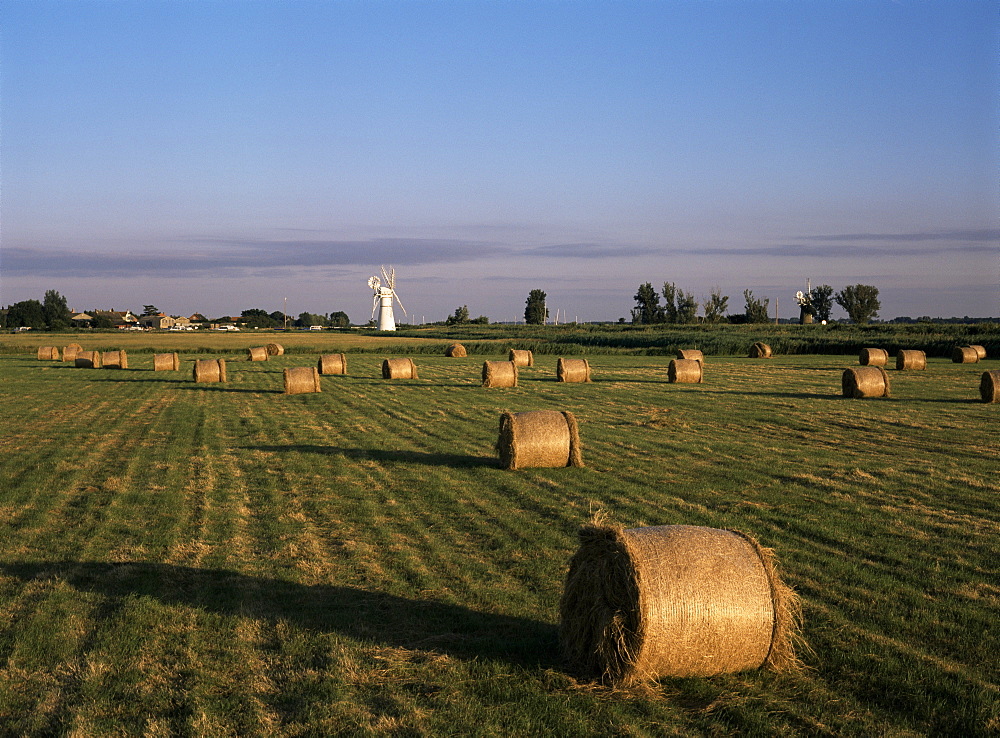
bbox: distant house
[76,310,139,329]
[138,313,176,330]
[189,313,208,325]
[172,316,192,328]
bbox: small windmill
[368,265,407,331]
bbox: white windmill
[368,265,407,331]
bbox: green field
[0,334,997,735]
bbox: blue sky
[2,0,997,322]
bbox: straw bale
[318,353,347,375]
[445,343,467,357]
[284,366,322,394]
[952,346,979,364]
[266,343,284,356]
[482,360,518,388]
[497,410,583,470]
[193,358,227,383]
[37,346,60,361]
[980,370,1000,403]
[248,346,269,362]
[749,342,772,358]
[896,350,926,370]
[154,353,180,371]
[668,358,703,383]
[75,351,102,368]
[842,366,890,398]
[557,357,591,383]
[676,349,704,363]
[859,348,889,367]
[382,357,418,379]
[509,349,534,367]
[559,522,802,684]
[969,345,987,360]
[62,345,82,362]
[102,350,128,369]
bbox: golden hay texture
[445,343,467,357]
[668,358,703,384]
[497,410,584,470]
[284,366,322,394]
[969,344,987,360]
[859,348,889,367]
[266,343,284,356]
[509,349,534,367]
[247,346,269,362]
[896,349,926,371]
[952,346,979,364]
[75,351,102,369]
[676,349,704,363]
[153,353,180,371]
[36,346,60,361]
[557,357,591,383]
[980,370,1000,403]
[749,342,772,358]
[559,522,802,684]
[102,350,128,369]
[193,358,227,383]
[482,360,518,388]
[382,357,418,379]
[62,344,82,362]
[317,354,347,375]
[842,366,891,398]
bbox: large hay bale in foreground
[62,344,82,362]
[842,366,890,398]
[37,346,60,361]
[952,346,979,364]
[482,360,518,388]
[284,366,322,395]
[154,353,180,371]
[247,346,269,362]
[749,342,772,358]
[509,349,534,367]
[103,350,128,369]
[859,348,889,367]
[445,343,467,357]
[382,358,418,379]
[676,349,704,363]
[668,358,703,384]
[266,343,284,356]
[557,358,591,383]
[317,354,347,375]
[75,351,102,368]
[193,358,227,383]
[981,370,1000,403]
[560,523,801,684]
[896,350,926,371]
[497,410,583,470]
[969,345,987,360]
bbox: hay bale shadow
[244,444,497,468]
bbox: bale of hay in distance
[382,357,418,379]
[749,342,772,358]
[559,522,802,684]
[37,346,60,361]
[247,346,269,362]
[557,357,591,383]
[75,351,102,368]
[969,345,987,360]
[445,343,467,357]
[154,353,180,371]
[668,358,703,383]
[952,346,979,364]
[842,366,891,398]
[859,348,889,367]
[676,349,704,363]
[193,358,227,383]
[103,350,128,369]
[497,410,583,470]
[284,366,322,394]
[509,349,534,367]
[62,344,82,362]
[482,360,518,388]
[317,353,347,375]
[896,350,926,370]
[266,343,284,356]
[980,370,1000,403]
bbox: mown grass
[0,343,997,736]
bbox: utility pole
[283,297,288,330]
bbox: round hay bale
[284,366,322,394]
[952,346,979,364]
[266,343,284,356]
[75,351,102,368]
[969,345,987,360]
[37,346,60,361]
[559,522,801,684]
[676,349,704,363]
[248,346,269,362]
[482,360,518,388]
[317,353,347,375]
[154,353,180,371]
[980,370,1000,403]
[842,366,891,398]
[193,358,227,383]
[62,345,82,362]
[668,358,703,383]
[497,410,583,470]
[382,357,418,379]
[557,357,591,383]
[445,343,467,357]
[103,350,128,369]
[859,348,889,367]
[896,350,926,371]
[749,342,772,358]
[509,349,534,367]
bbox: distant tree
[524,290,548,324]
[810,285,835,323]
[676,289,699,324]
[141,305,159,316]
[7,299,46,329]
[632,283,664,324]
[328,311,350,328]
[445,305,470,325]
[703,288,729,324]
[295,312,325,327]
[470,314,489,324]
[241,308,277,328]
[660,283,678,324]
[835,284,881,324]
[91,313,115,329]
[42,290,71,329]
[743,289,770,324]
[268,310,287,327]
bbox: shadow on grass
[0,561,559,668]
[176,385,282,394]
[243,444,498,468]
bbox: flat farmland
[0,343,996,736]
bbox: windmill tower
[368,265,407,331]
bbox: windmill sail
[368,265,407,331]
